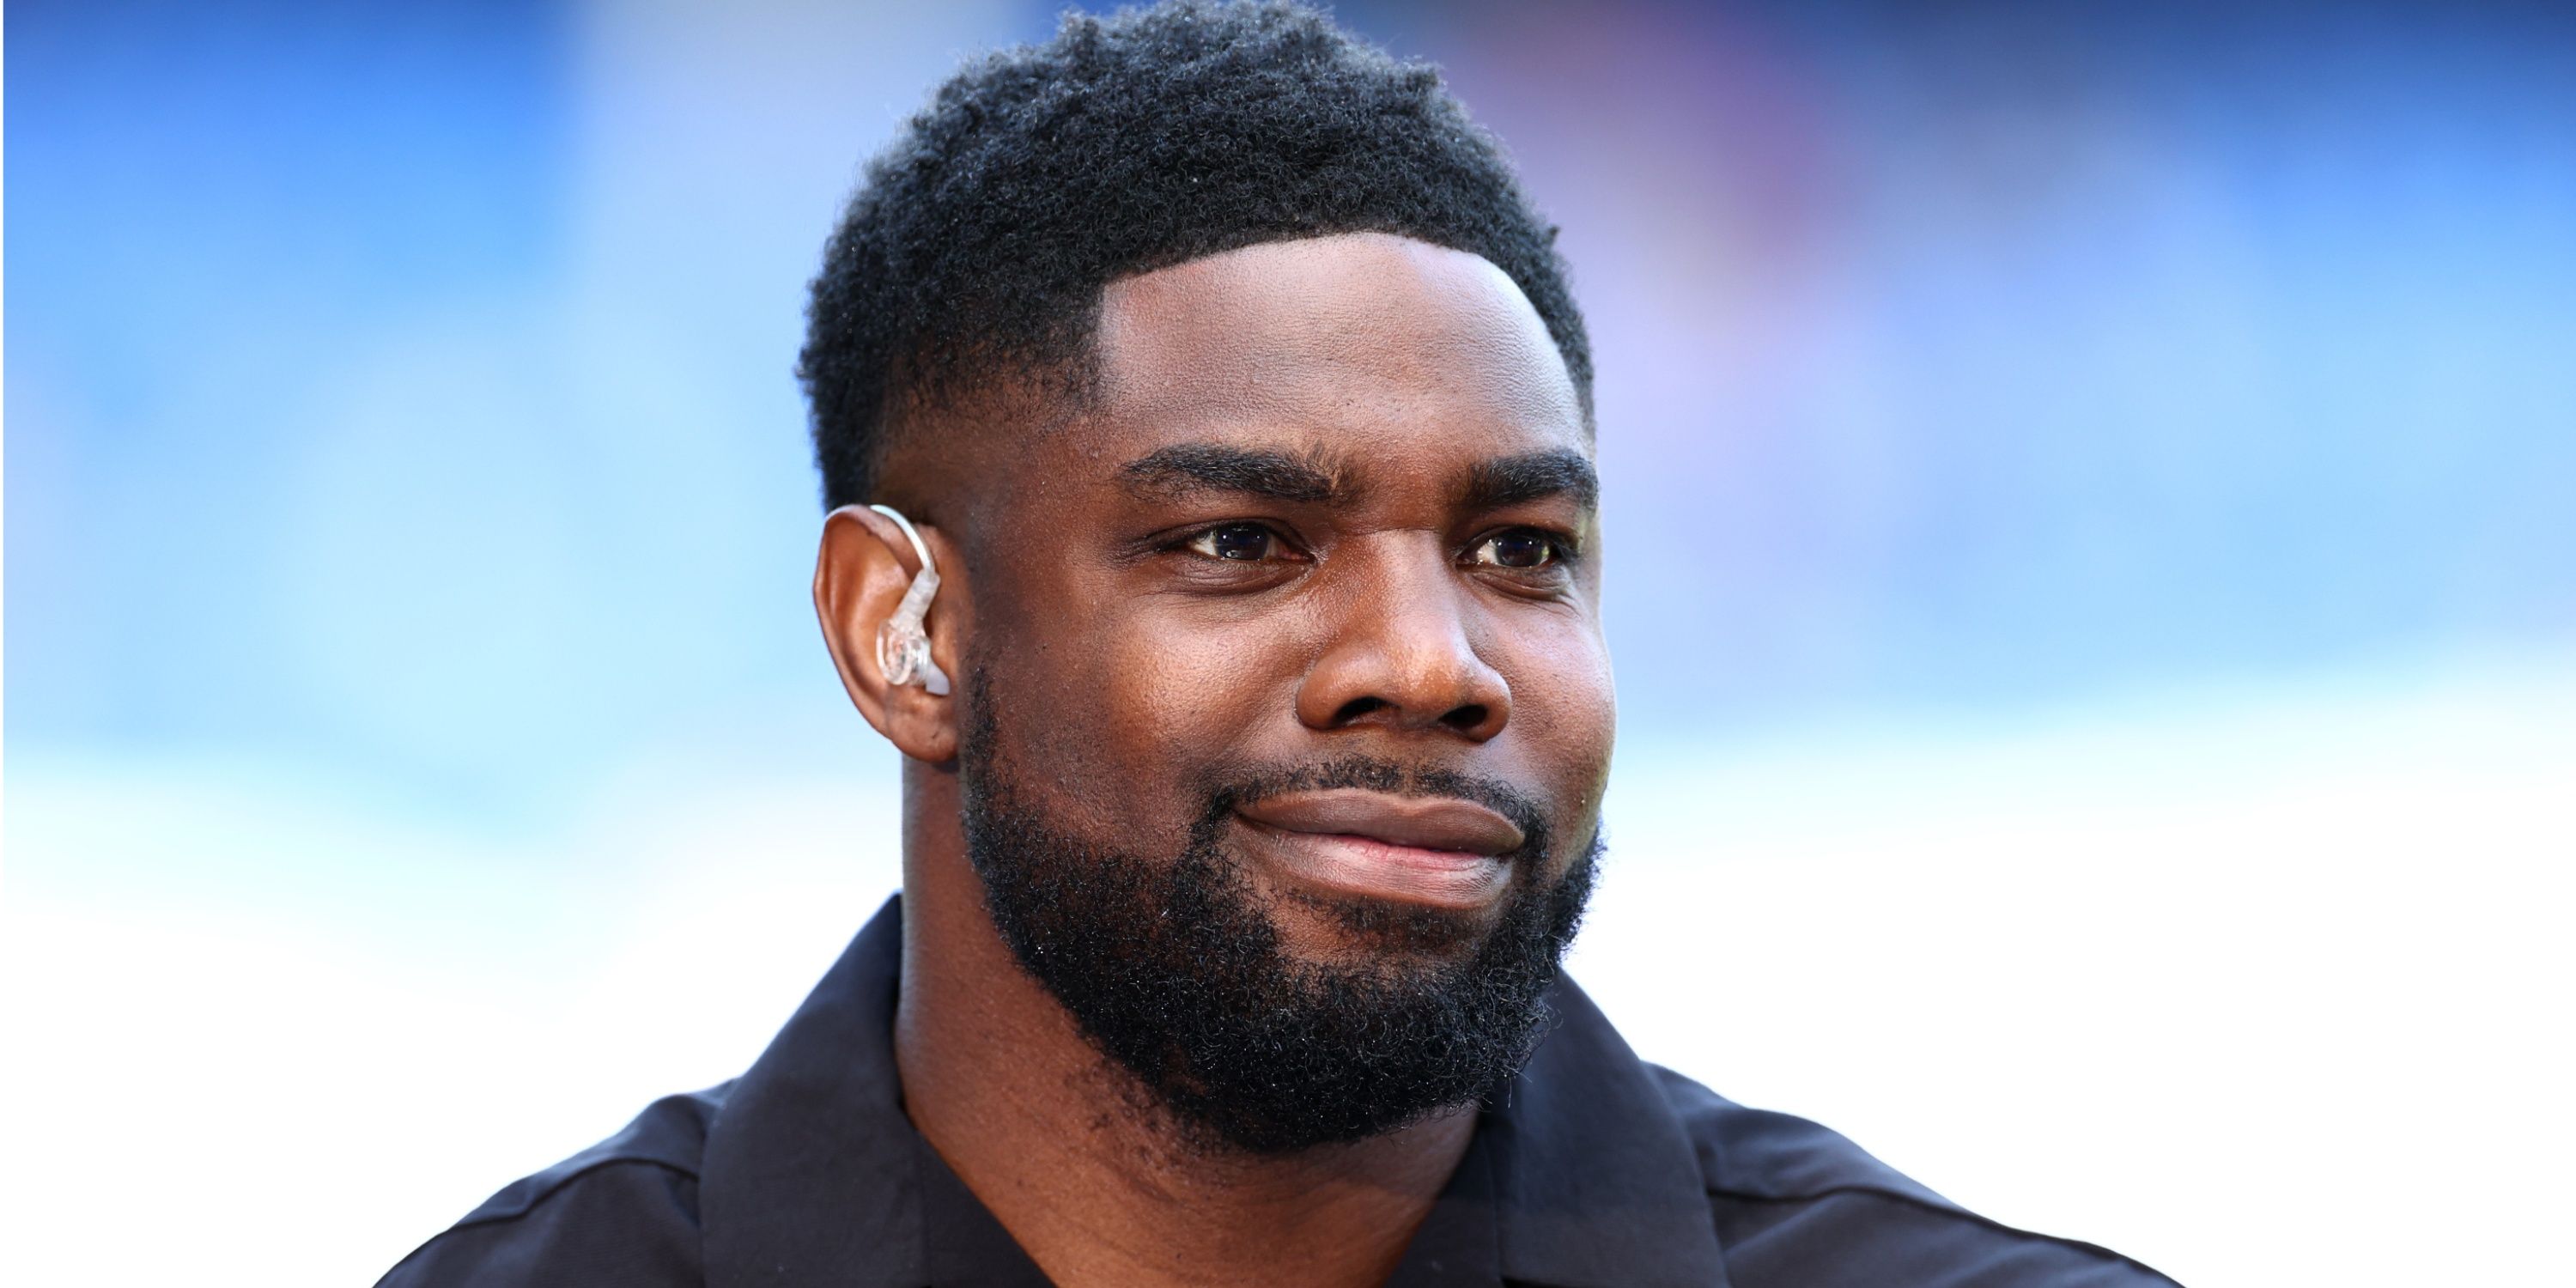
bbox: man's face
[925,233,1614,1150]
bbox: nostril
[1330,696,1388,727]
[1441,704,1489,733]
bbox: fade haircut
[798,0,1592,509]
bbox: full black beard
[957,671,1598,1156]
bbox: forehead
[1087,233,1585,461]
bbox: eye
[1468,529,1565,570]
[1185,522,1284,562]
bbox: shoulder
[1645,1066,2184,1288]
[374,1085,729,1288]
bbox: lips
[1232,788,1524,908]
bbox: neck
[892,765,1473,1288]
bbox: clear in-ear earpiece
[868,505,952,696]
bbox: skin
[813,232,1615,1288]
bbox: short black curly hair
[797,0,1591,510]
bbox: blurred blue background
[7,3,2573,1285]
[15,0,2573,792]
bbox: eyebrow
[1461,449,1600,513]
[1120,444,1344,503]
[1118,441,1599,513]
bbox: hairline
[866,231,1595,509]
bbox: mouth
[1231,788,1524,910]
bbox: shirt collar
[1483,980,1733,1288]
[700,895,1729,1288]
[701,896,922,1288]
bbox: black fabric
[378,896,2180,1287]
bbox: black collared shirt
[379,897,2176,1287]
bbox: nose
[1295,538,1511,742]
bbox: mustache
[1195,755,1555,864]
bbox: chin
[1263,880,1510,966]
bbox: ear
[815,505,967,764]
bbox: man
[382,4,2174,1285]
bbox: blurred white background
[8,2,2573,1285]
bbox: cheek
[1490,611,1617,811]
[985,589,1301,829]
[1091,603,1308,769]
